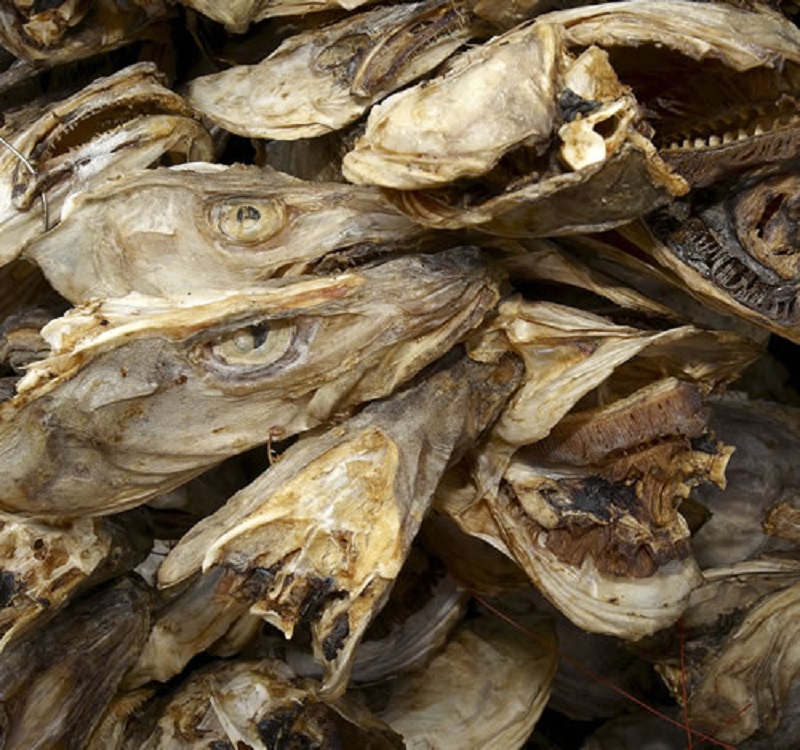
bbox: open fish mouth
[8,63,209,212]
[555,22,800,188]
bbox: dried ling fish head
[24,163,423,302]
[0,62,213,268]
[0,249,500,516]
[0,0,170,65]
[187,1,474,141]
[539,0,800,188]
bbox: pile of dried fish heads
[3,1,800,748]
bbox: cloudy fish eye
[213,198,287,244]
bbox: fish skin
[0,249,501,517]
[0,576,152,750]
[24,163,423,303]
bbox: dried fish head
[438,320,759,637]
[187,1,474,140]
[376,43,687,234]
[119,658,403,749]
[0,63,213,268]
[0,249,500,516]
[0,576,152,750]
[343,21,562,189]
[24,164,424,302]
[651,564,800,747]
[159,351,522,696]
[0,0,170,65]
[539,0,800,188]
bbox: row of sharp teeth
[663,124,773,151]
[662,111,800,151]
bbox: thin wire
[0,134,49,231]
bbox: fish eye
[209,322,293,367]
[213,198,287,244]
[191,318,318,388]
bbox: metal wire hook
[0,134,50,232]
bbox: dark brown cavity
[603,46,800,186]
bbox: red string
[471,592,740,750]
[679,616,694,749]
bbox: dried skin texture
[0,0,170,64]
[0,250,500,516]
[175,0,381,32]
[0,307,56,372]
[269,548,467,685]
[468,0,600,29]
[159,351,522,696]
[667,578,800,747]
[0,577,152,750]
[466,297,759,450]
[24,164,424,302]
[123,569,252,690]
[692,396,800,568]
[121,659,402,749]
[554,232,773,343]
[541,1,800,71]
[378,45,687,233]
[0,63,213,268]
[343,21,562,189]
[187,1,474,140]
[641,171,800,343]
[0,511,151,652]
[366,614,557,749]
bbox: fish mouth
[7,63,208,211]
[647,195,800,328]
[601,46,800,186]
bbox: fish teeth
[737,129,748,140]
[723,132,735,144]
[694,137,706,148]
[708,135,721,147]
[753,123,765,136]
